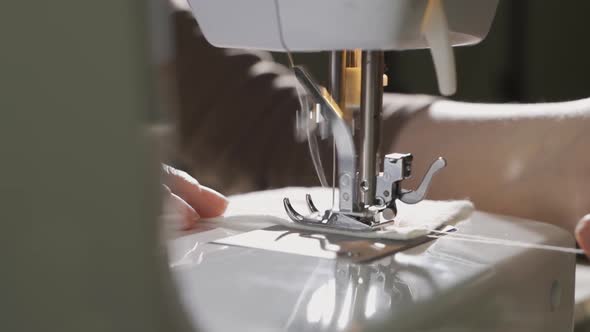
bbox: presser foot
[282,155,447,232]
[283,194,396,232]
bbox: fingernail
[220,195,229,209]
[211,187,228,202]
[205,187,230,210]
[218,196,230,215]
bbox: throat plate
[213,225,455,263]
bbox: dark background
[282,0,590,103]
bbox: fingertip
[196,186,229,218]
[576,215,590,257]
[163,164,202,194]
[162,164,228,219]
[169,191,201,230]
[577,214,590,233]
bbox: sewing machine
[166,0,577,331]
[0,1,578,332]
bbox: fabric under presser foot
[221,187,474,240]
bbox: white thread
[273,0,331,189]
[429,229,583,255]
[272,0,293,66]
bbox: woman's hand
[162,164,228,230]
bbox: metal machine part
[287,64,446,230]
[358,51,383,209]
[215,223,458,263]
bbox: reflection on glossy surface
[295,257,415,331]
[336,281,352,330]
[167,227,236,269]
[306,279,335,326]
[169,213,576,331]
[168,222,475,331]
[170,241,204,268]
[169,227,443,331]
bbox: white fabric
[223,187,474,240]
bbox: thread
[273,0,332,189]
[428,229,583,255]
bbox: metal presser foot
[284,66,447,233]
[283,155,447,232]
[283,194,373,231]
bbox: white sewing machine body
[170,209,575,331]
[188,0,499,51]
[188,0,499,94]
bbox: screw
[360,180,369,192]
